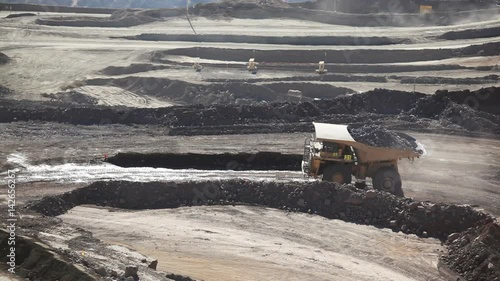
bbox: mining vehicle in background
[247,58,258,74]
[302,123,424,197]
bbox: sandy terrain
[59,205,444,281]
[76,86,175,107]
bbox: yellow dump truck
[302,123,424,197]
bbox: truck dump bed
[313,123,423,163]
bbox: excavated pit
[107,152,302,171]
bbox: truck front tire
[373,167,404,197]
[322,165,352,184]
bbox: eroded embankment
[25,181,500,280]
[107,152,302,170]
[0,230,96,280]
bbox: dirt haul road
[59,205,444,281]
[2,122,499,217]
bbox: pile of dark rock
[28,180,492,240]
[443,222,500,281]
[1,87,498,136]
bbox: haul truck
[302,123,424,197]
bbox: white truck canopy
[313,122,356,142]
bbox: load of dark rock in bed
[348,125,419,151]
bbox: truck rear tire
[373,167,404,197]
[322,165,352,184]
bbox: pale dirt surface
[76,85,175,107]
[399,133,500,215]
[59,205,444,281]
[0,273,22,281]
[0,47,144,96]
